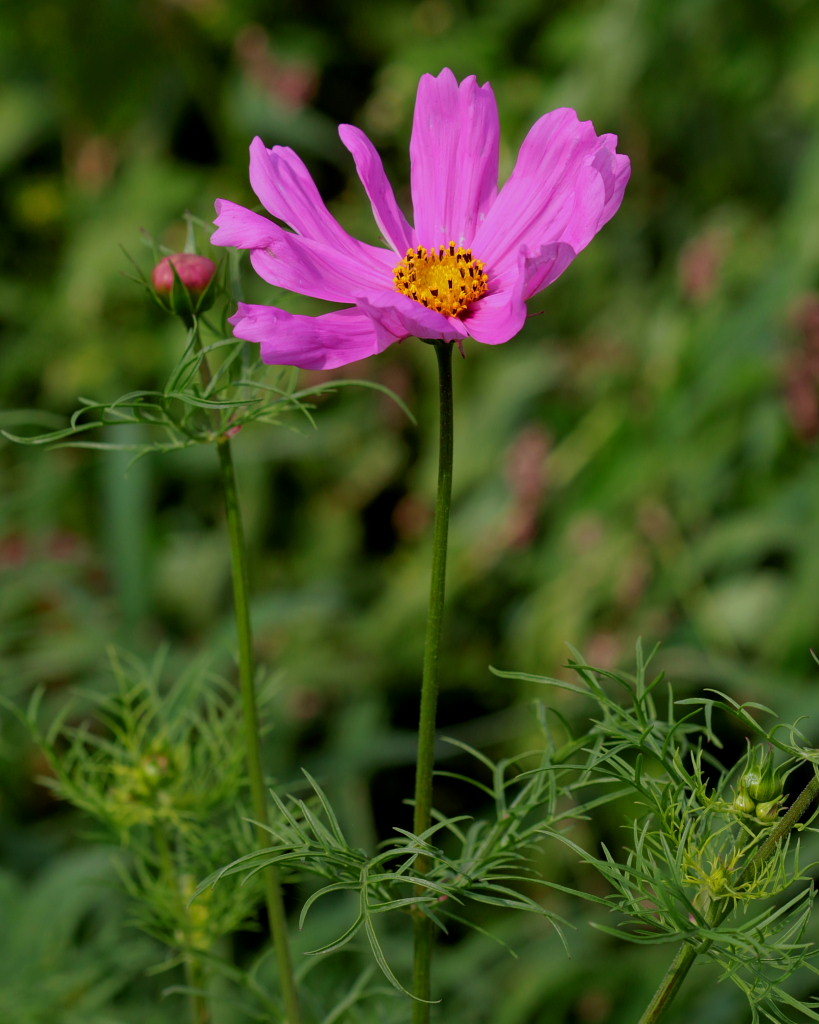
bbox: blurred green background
[3,0,819,1021]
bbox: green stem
[412,340,455,1023]
[216,437,302,1024]
[154,826,210,1024]
[183,957,210,1024]
[636,940,699,1024]
[637,771,819,1024]
[192,325,302,1024]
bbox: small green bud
[709,865,728,895]
[732,789,756,814]
[755,798,782,823]
[740,747,782,804]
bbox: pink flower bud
[152,253,217,317]
[153,253,216,294]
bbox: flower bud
[755,798,782,823]
[732,789,756,815]
[152,253,217,318]
[740,747,782,804]
[708,865,728,895]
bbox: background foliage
[3,0,819,1021]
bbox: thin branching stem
[193,325,302,1024]
[412,340,454,1022]
[637,770,819,1024]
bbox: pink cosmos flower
[212,68,630,370]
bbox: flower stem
[637,770,819,1024]
[216,438,302,1024]
[412,340,454,1023]
[192,326,302,1024]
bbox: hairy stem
[412,340,454,1023]
[193,326,302,1024]
[637,771,819,1024]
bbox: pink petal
[463,241,576,345]
[229,304,395,370]
[356,291,468,345]
[410,69,500,248]
[213,196,396,306]
[339,124,415,254]
[522,241,577,299]
[463,282,527,346]
[212,199,282,248]
[249,232,394,305]
[473,108,627,276]
[555,164,608,255]
[592,139,632,226]
[249,138,390,267]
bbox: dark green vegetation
[3,1,819,1021]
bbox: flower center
[393,242,488,317]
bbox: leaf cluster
[2,231,414,461]
[13,649,267,958]
[201,724,624,998]
[1,326,394,459]
[496,644,819,1023]
[0,848,168,1024]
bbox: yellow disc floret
[394,242,488,317]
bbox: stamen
[393,241,488,317]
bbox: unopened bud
[740,747,782,804]
[732,789,755,815]
[755,799,781,822]
[152,253,217,318]
[709,865,728,895]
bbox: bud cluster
[733,747,784,822]
[108,743,179,827]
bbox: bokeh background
[3,0,819,1021]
